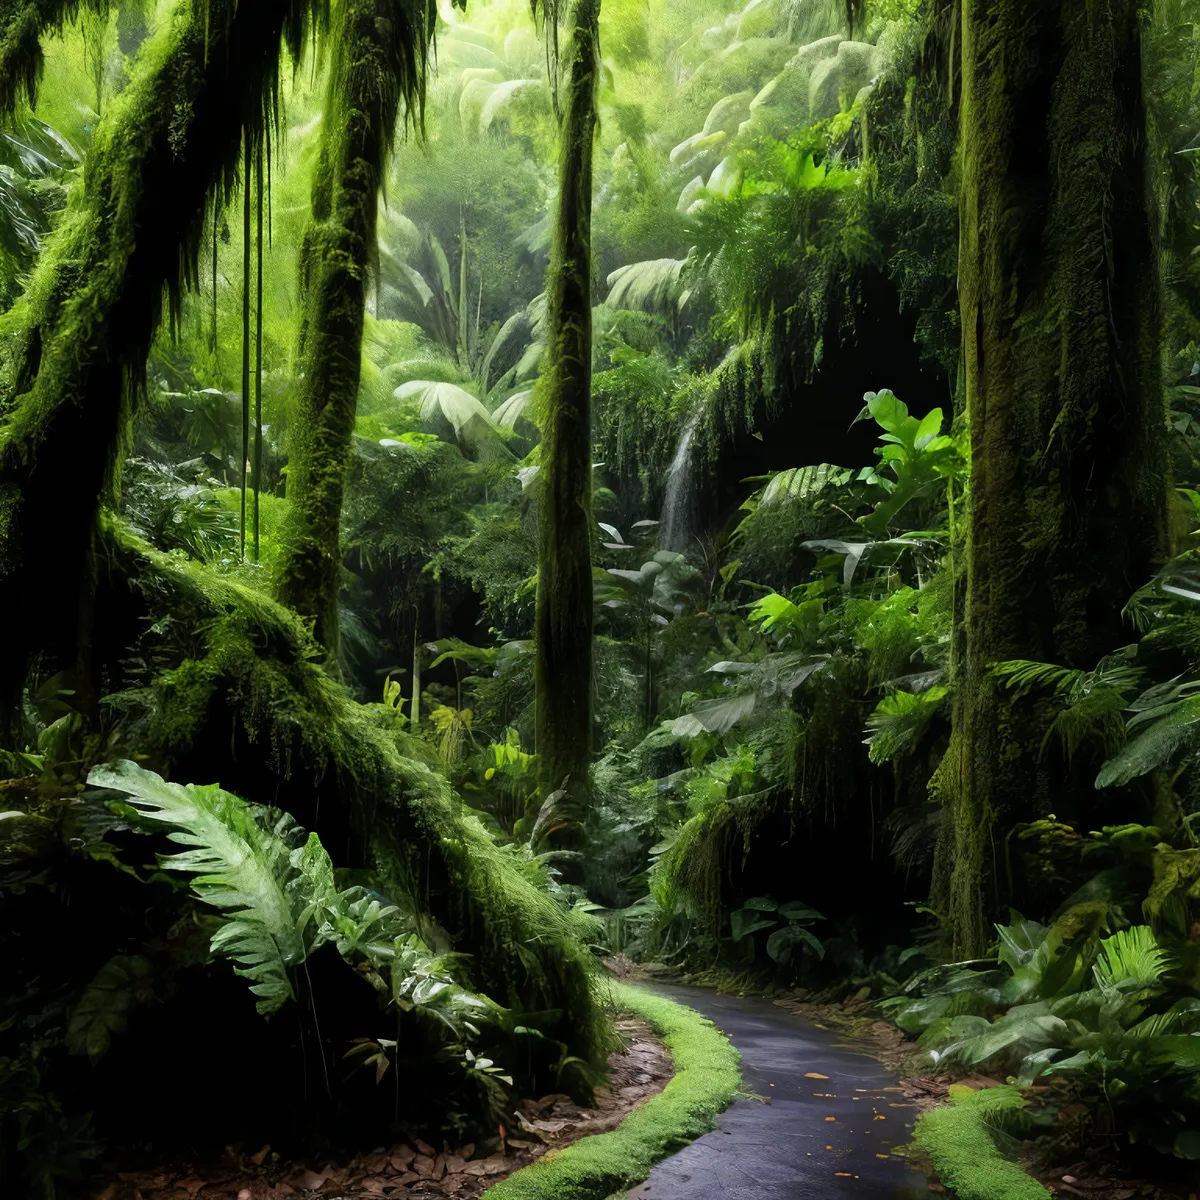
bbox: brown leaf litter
[92,1016,672,1200]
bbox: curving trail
[627,986,934,1200]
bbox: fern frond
[864,686,949,764]
[89,761,493,1038]
[605,257,689,313]
[993,659,1084,697]
[89,760,311,1015]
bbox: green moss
[0,0,326,730]
[534,0,600,808]
[102,517,610,1073]
[483,983,741,1200]
[275,0,436,658]
[913,1085,1050,1200]
[0,0,96,116]
[936,0,1167,956]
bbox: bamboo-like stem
[254,132,264,564]
[240,134,251,561]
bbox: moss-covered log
[0,0,322,733]
[936,0,1167,955]
[274,0,435,657]
[100,516,610,1073]
[534,0,600,805]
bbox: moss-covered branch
[101,515,610,1071]
[0,0,103,115]
[0,0,324,731]
[534,0,600,804]
[274,0,436,656]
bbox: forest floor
[93,1015,672,1200]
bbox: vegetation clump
[8,0,1200,1194]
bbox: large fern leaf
[88,760,312,1015]
[89,762,491,1038]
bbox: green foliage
[90,760,312,1015]
[66,954,152,1064]
[730,896,825,964]
[89,759,489,1031]
[1097,679,1200,788]
[994,649,1144,765]
[854,389,963,535]
[889,902,1200,1157]
[865,685,948,764]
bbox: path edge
[913,1084,1052,1200]
[481,982,741,1200]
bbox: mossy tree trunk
[534,0,600,806]
[275,0,435,660]
[0,0,102,114]
[937,0,1167,954]
[0,0,323,733]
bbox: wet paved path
[628,986,933,1200]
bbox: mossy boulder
[809,40,885,120]
[703,90,755,137]
[735,0,780,42]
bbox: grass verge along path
[483,983,741,1200]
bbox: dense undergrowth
[6,0,1200,1195]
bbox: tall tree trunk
[274,0,434,660]
[0,0,323,734]
[535,0,600,805]
[936,0,1167,954]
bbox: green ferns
[889,910,1200,1157]
[89,759,487,1030]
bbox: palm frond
[605,257,689,313]
[1093,926,1171,992]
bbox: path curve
[627,986,933,1200]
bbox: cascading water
[660,404,703,552]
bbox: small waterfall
[660,405,703,552]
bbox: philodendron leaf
[766,925,825,964]
[731,907,776,941]
[67,954,152,1063]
